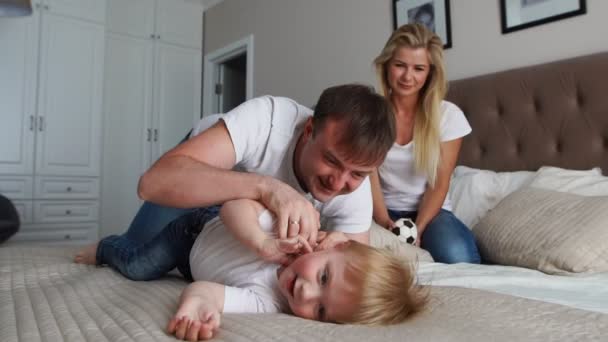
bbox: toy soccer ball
[391,218,418,245]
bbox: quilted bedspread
[1,245,606,342]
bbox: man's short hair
[312,84,395,166]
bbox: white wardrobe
[0,0,106,244]
[101,0,203,236]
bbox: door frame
[203,34,254,117]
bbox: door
[155,0,202,49]
[106,0,155,38]
[101,33,154,236]
[218,53,247,113]
[35,12,104,176]
[0,12,39,174]
[44,0,106,23]
[151,42,202,162]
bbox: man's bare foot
[74,242,99,265]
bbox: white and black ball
[391,218,418,245]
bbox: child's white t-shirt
[379,101,471,212]
[192,95,373,233]
[189,210,288,314]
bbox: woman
[371,23,480,264]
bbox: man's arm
[138,118,320,243]
[138,121,264,208]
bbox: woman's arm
[370,169,394,229]
[415,138,463,244]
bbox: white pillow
[449,166,535,227]
[529,166,606,195]
[473,187,608,275]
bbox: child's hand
[167,297,221,341]
[258,235,313,264]
[167,315,220,341]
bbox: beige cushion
[473,187,608,275]
[369,221,434,263]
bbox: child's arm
[220,199,312,264]
[167,281,224,341]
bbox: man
[138,84,395,246]
[75,84,396,279]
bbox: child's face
[277,248,357,322]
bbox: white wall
[204,0,607,105]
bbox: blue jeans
[388,209,481,264]
[97,206,220,281]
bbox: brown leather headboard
[446,52,608,175]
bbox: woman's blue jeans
[388,209,481,264]
[96,206,219,281]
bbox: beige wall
[204,0,607,106]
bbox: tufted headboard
[446,52,608,175]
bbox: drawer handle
[65,210,72,215]
[66,186,72,192]
[64,234,71,240]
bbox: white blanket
[418,262,608,314]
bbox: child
[168,199,427,340]
[76,199,427,341]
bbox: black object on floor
[0,194,20,243]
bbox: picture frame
[500,0,586,34]
[392,0,452,49]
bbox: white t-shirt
[379,101,471,211]
[190,210,289,313]
[192,96,373,233]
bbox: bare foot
[74,242,99,265]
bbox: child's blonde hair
[337,241,428,325]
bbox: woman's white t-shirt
[379,101,471,212]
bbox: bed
[2,52,608,341]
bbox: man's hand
[314,231,350,251]
[258,236,313,265]
[260,177,320,246]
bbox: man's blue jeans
[388,209,481,264]
[96,206,220,281]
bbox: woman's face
[386,46,431,100]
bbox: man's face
[296,117,378,202]
[277,248,358,322]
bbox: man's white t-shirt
[192,96,373,233]
[189,210,288,313]
[379,101,471,212]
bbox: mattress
[2,245,607,342]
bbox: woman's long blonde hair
[373,23,447,186]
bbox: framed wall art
[500,0,586,34]
[393,0,452,49]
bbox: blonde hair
[337,241,428,325]
[373,23,447,186]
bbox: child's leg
[91,206,219,281]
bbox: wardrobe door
[0,13,39,175]
[101,34,154,237]
[151,42,202,162]
[35,12,104,176]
